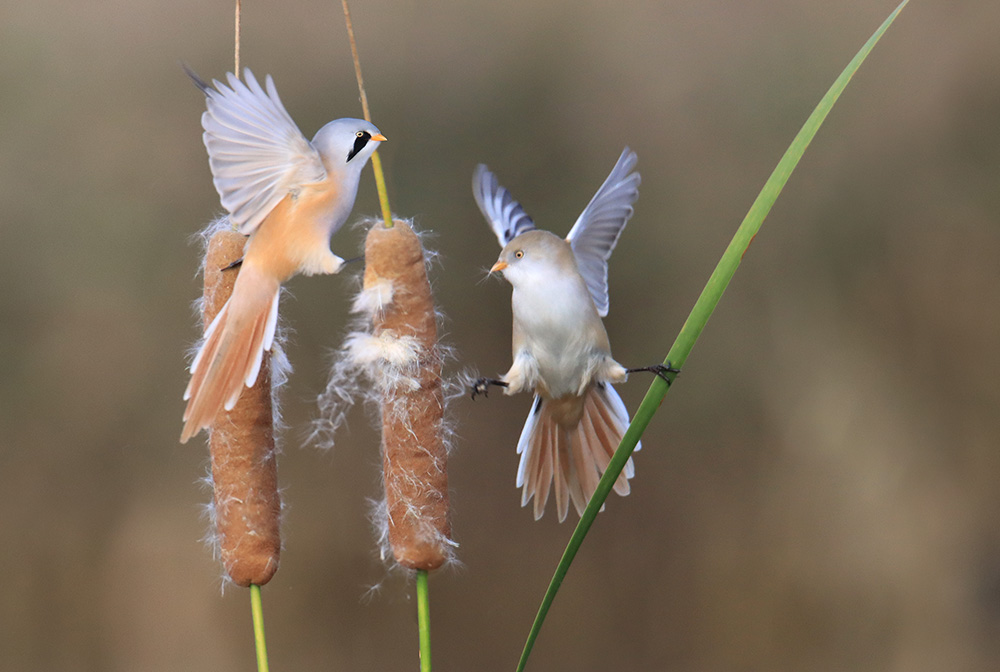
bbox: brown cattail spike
[364,220,452,571]
[202,229,282,587]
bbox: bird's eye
[356,131,365,138]
[514,250,524,259]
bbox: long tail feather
[533,420,554,520]
[181,267,279,443]
[516,383,638,521]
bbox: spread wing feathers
[197,68,327,236]
[180,271,281,443]
[472,164,537,247]
[565,148,640,317]
[515,384,637,522]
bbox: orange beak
[372,133,387,142]
[490,260,508,274]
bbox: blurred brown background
[2,0,999,670]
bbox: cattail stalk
[234,0,241,76]
[341,0,393,229]
[335,8,446,668]
[250,584,270,672]
[363,220,452,571]
[202,229,282,587]
[416,570,432,671]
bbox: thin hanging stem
[250,584,270,672]
[341,0,394,229]
[417,570,432,672]
[234,0,242,74]
[229,0,244,233]
[341,0,370,122]
[233,14,270,672]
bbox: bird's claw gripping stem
[626,361,681,387]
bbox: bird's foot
[471,377,508,400]
[627,361,681,386]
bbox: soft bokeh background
[2,1,999,670]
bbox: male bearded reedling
[180,68,386,443]
[472,148,674,521]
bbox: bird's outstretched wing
[565,148,640,317]
[472,164,537,247]
[188,67,327,235]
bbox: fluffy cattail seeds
[200,228,282,587]
[363,220,453,571]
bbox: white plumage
[472,148,643,521]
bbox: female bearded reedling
[180,68,385,443]
[471,148,675,522]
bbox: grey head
[312,118,386,173]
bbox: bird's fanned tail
[516,383,639,521]
[181,266,280,443]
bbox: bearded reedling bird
[472,148,676,521]
[180,68,386,443]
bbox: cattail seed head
[364,220,452,571]
[199,225,282,587]
[314,219,456,571]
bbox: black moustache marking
[347,131,371,162]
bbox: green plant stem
[514,2,910,671]
[250,584,270,672]
[416,569,432,672]
[370,151,394,229]
[341,0,393,228]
